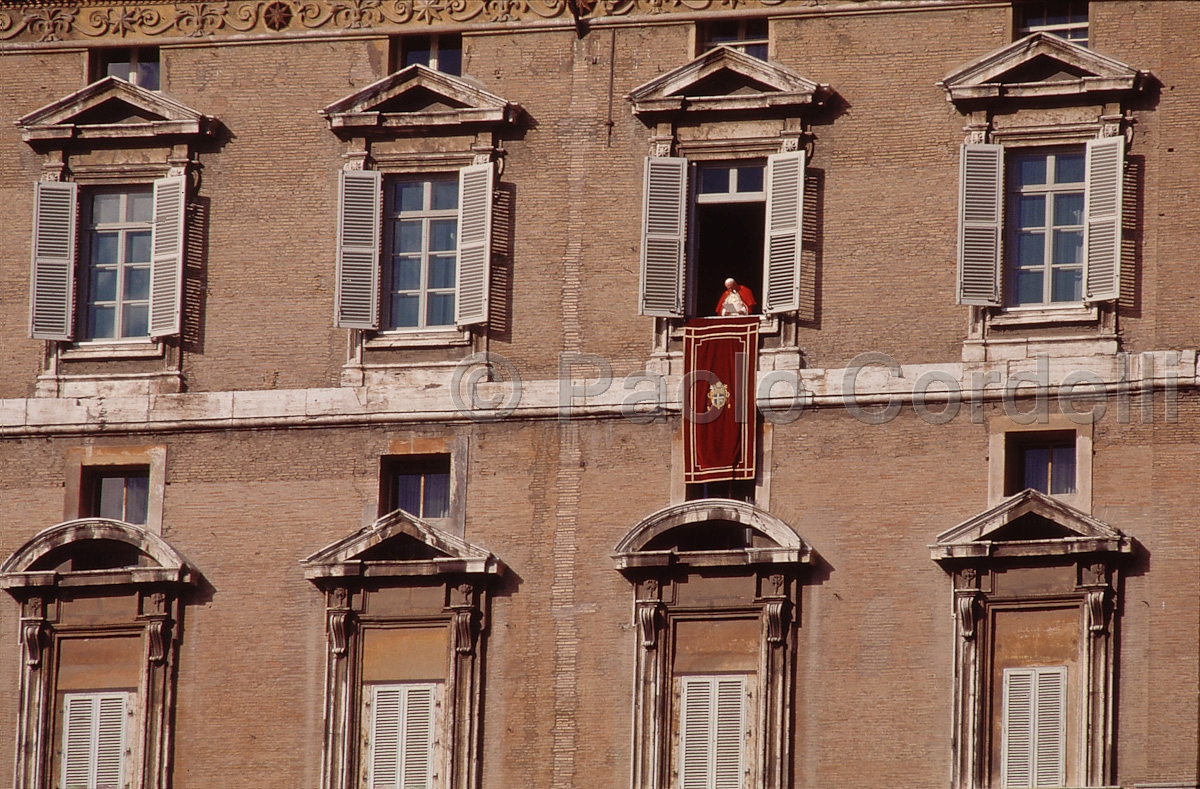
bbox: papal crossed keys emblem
[707,380,730,411]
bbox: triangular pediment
[940,33,1149,103]
[302,509,503,579]
[321,64,520,132]
[628,47,826,117]
[931,489,1131,561]
[17,76,213,143]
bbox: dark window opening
[700,18,769,60]
[686,479,756,503]
[1005,431,1077,496]
[693,162,765,318]
[1016,1,1088,44]
[392,34,462,76]
[30,539,148,572]
[643,520,765,552]
[82,467,150,525]
[381,455,452,520]
[91,47,160,90]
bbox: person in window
[715,277,757,316]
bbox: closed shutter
[62,692,127,789]
[370,687,402,789]
[336,169,382,329]
[29,180,78,340]
[680,678,713,789]
[149,175,187,338]
[680,676,746,789]
[713,678,745,789]
[370,684,436,789]
[94,695,127,789]
[640,157,687,317]
[1002,667,1066,788]
[1083,136,1124,301]
[1033,669,1066,787]
[957,144,1003,306]
[63,694,95,789]
[762,150,805,314]
[455,162,494,327]
[401,685,435,789]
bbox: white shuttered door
[640,157,687,317]
[336,169,382,329]
[762,150,805,314]
[62,691,128,789]
[1083,136,1124,301]
[149,175,187,337]
[455,162,494,327]
[957,144,1004,306]
[1002,666,1066,788]
[369,683,437,789]
[679,676,746,789]
[29,180,79,340]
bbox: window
[1007,149,1085,306]
[91,47,160,89]
[1016,1,1087,44]
[382,455,451,519]
[694,163,765,317]
[699,19,768,60]
[677,675,749,789]
[385,178,459,330]
[366,683,438,789]
[685,479,755,503]
[392,34,462,76]
[1001,667,1066,788]
[1005,432,1076,497]
[81,188,153,340]
[62,691,130,789]
[84,466,151,524]
[990,420,1090,512]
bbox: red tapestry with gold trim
[682,317,758,483]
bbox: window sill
[989,304,1099,327]
[668,314,780,338]
[365,328,471,348]
[60,340,165,360]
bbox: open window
[614,500,813,789]
[303,509,504,789]
[931,489,1132,789]
[0,519,198,789]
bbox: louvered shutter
[1083,136,1124,302]
[370,687,403,789]
[713,678,745,789]
[63,694,95,789]
[455,162,494,327]
[640,157,687,317]
[1002,669,1035,788]
[148,175,187,338]
[1033,668,1066,787]
[957,144,1004,306]
[401,685,435,789]
[29,180,78,340]
[336,169,382,329]
[762,150,805,314]
[94,694,127,789]
[680,678,713,789]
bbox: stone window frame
[931,489,1132,789]
[64,445,168,535]
[987,414,1092,514]
[0,519,198,789]
[303,509,504,789]
[613,500,813,789]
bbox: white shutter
[149,175,187,338]
[370,687,403,789]
[640,157,687,317]
[1033,668,1066,787]
[957,143,1003,306]
[94,695,127,789]
[680,678,713,789]
[336,169,382,330]
[29,180,78,340]
[370,684,436,789]
[680,676,746,789]
[455,162,494,327]
[62,692,127,789]
[1003,667,1066,788]
[401,685,435,789]
[713,678,745,789]
[1083,136,1124,302]
[63,694,95,789]
[762,150,805,314]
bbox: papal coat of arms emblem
[707,380,730,411]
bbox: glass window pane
[428,255,456,290]
[128,192,153,223]
[92,195,122,225]
[431,180,458,211]
[437,37,462,76]
[395,181,425,212]
[699,167,730,194]
[403,36,432,68]
[136,61,160,91]
[98,477,126,519]
[394,474,423,515]
[744,19,768,38]
[123,304,149,337]
[1053,229,1083,265]
[736,166,764,193]
[1055,153,1085,184]
[744,43,768,60]
[426,293,455,326]
[93,233,120,265]
[392,256,421,292]
[1051,267,1082,303]
[125,266,150,301]
[430,219,457,252]
[105,61,133,82]
[391,294,420,328]
[1054,193,1084,226]
[124,476,149,524]
[89,306,116,339]
[126,232,152,264]
[1018,195,1045,228]
[422,472,450,518]
[706,21,739,43]
[1015,270,1044,305]
[1015,232,1045,268]
[91,268,118,303]
[396,220,423,254]
[1050,447,1076,494]
[1023,448,1050,493]
[1015,155,1047,187]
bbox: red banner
[682,317,758,483]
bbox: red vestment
[715,285,757,315]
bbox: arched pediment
[17,76,215,143]
[931,489,1132,561]
[320,64,521,134]
[303,509,503,580]
[613,499,812,570]
[627,47,827,117]
[0,518,196,590]
[939,32,1150,105]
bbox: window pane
[437,36,462,76]
[1053,193,1084,226]
[122,304,149,337]
[403,36,432,68]
[1018,194,1045,228]
[124,476,149,524]
[1050,447,1076,494]
[396,220,423,254]
[1015,270,1044,305]
[105,61,133,82]
[700,167,730,194]
[93,233,119,265]
[1015,156,1047,187]
[394,474,423,515]
[1052,229,1083,265]
[128,192,153,223]
[391,294,419,327]
[1055,154,1085,184]
[706,21,739,43]
[744,43,768,60]
[736,166,764,193]
[429,219,457,252]
[744,19,768,38]
[1023,448,1050,493]
[1015,232,1044,267]
[422,473,450,518]
[89,306,116,339]
[98,477,125,520]
[428,255,455,290]
[431,180,458,211]
[126,232,152,264]
[426,293,455,326]
[136,60,160,91]
[395,181,425,212]
[91,268,118,302]
[125,266,150,301]
[1051,267,1082,302]
[393,256,421,292]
